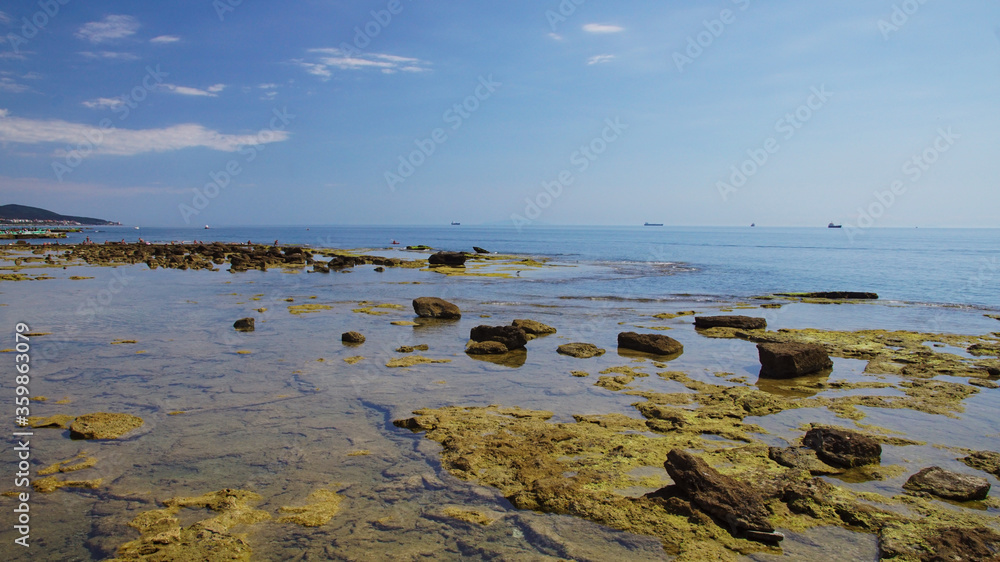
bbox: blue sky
[0,0,997,227]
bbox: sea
[71,225,1000,309]
[2,224,999,560]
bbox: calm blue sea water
[62,225,1000,309]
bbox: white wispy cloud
[82,97,126,110]
[0,77,29,93]
[0,109,8,119]
[548,33,564,41]
[79,51,140,61]
[0,11,11,25]
[21,72,42,80]
[0,52,26,61]
[0,113,289,156]
[587,54,616,65]
[583,23,624,34]
[295,48,430,80]
[161,83,226,97]
[150,35,180,44]
[258,83,279,100]
[76,15,140,43]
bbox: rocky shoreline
[4,242,1000,560]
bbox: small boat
[750,223,756,227]
[391,240,400,245]
[134,226,140,230]
[643,222,664,227]
[204,225,210,229]
[828,222,842,229]
[451,222,461,226]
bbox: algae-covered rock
[27,414,75,429]
[412,297,461,319]
[466,340,509,355]
[695,315,766,330]
[33,476,102,493]
[512,318,557,336]
[960,450,1000,477]
[903,466,990,501]
[233,317,255,332]
[802,427,881,468]
[110,489,269,561]
[386,356,451,368]
[428,251,467,266]
[661,450,781,542]
[278,488,343,526]
[767,446,843,476]
[341,331,366,344]
[69,412,144,440]
[396,344,429,353]
[557,342,605,358]
[757,342,832,378]
[617,332,683,356]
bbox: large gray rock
[903,466,991,501]
[557,343,605,359]
[617,332,683,356]
[470,325,528,350]
[412,297,461,319]
[757,342,832,378]
[802,427,881,468]
[428,251,467,266]
[694,315,766,330]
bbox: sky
[0,0,998,228]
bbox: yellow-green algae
[287,303,332,314]
[109,489,270,561]
[343,356,365,365]
[698,327,1000,379]
[352,302,405,315]
[385,356,452,368]
[441,507,497,526]
[396,403,1000,559]
[38,451,97,475]
[277,488,343,527]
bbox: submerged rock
[695,315,766,330]
[470,325,528,350]
[233,317,255,332]
[757,342,832,378]
[661,450,781,542]
[341,331,366,344]
[70,412,144,440]
[802,427,881,468]
[412,297,461,319]
[903,466,990,501]
[617,332,683,356]
[557,343,605,359]
[512,318,557,336]
[768,446,843,475]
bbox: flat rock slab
[757,342,832,378]
[663,450,781,542]
[70,412,144,439]
[695,315,767,330]
[556,343,605,359]
[618,332,683,356]
[470,325,528,350]
[903,466,991,501]
[782,291,879,300]
[412,297,461,319]
[802,427,881,468]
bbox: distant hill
[0,204,115,225]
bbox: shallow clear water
[0,227,997,560]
